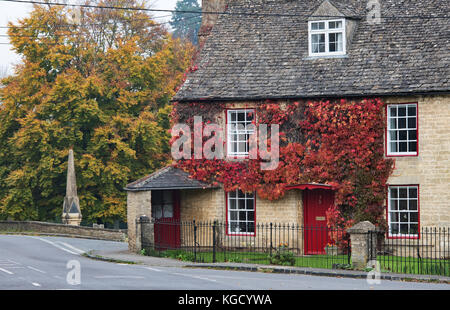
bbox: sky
[0,0,181,75]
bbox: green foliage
[0,2,194,224]
[159,249,195,261]
[269,246,296,266]
[170,0,202,45]
[227,256,244,263]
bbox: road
[0,235,448,290]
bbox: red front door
[152,190,181,249]
[303,189,334,255]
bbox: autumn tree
[0,1,194,225]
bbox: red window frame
[225,190,256,237]
[385,184,420,239]
[385,102,419,157]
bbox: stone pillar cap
[348,221,376,233]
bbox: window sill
[386,153,418,157]
[304,54,348,60]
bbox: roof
[174,0,450,102]
[125,166,216,191]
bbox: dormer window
[308,19,346,56]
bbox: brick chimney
[198,0,227,46]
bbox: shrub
[269,245,295,266]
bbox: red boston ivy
[171,98,394,232]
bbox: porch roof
[285,183,334,190]
[124,166,216,192]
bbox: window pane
[410,212,419,223]
[238,142,247,153]
[230,222,239,233]
[408,130,417,140]
[390,142,397,153]
[399,200,408,210]
[398,107,406,117]
[229,199,236,209]
[237,112,245,122]
[239,222,247,233]
[248,212,254,221]
[390,188,398,198]
[399,142,408,152]
[311,34,325,53]
[230,211,237,221]
[389,118,397,129]
[163,191,173,204]
[399,130,407,141]
[329,21,342,29]
[163,204,173,218]
[152,191,163,203]
[390,223,399,234]
[231,112,236,122]
[389,130,398,141]
[389,106,397,117]
[409,142,417,152]
[232,142,238,153]
[238,199,246,210]
[399,188,408,199]
[329,32,343,52]
[153,205,163,219]
[247,222,255,233]
[408,117,416,129]
[409,199,418,210]
[400,212,408,223]
[238,190,245,198]
[400,224,409,234]
[410,224,418,234]
[311,22,325,30]
[390,199,398,210]
[408,106,416,116]
[229,191,236,198]
[239,211,247,221]
[246,199,254,210]
[409,187,418,199]
[398,118,406,129]
[390,212,399,222]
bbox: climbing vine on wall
[171,98,394,231]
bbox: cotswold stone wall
[127,190,152,251]
[385,95,450,227]
[0,221,126,242]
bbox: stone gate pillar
[135,215,154,253]
[348,221,378,270]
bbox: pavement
[1,235,449,290]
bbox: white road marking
[94,276,145,279]
[27,266,46,274]
[172,272,217,283]
[29,237,79,255]
[31,282,41,287]
[143,267,162,272]
[57,242,85,254]
[0,267,14,275]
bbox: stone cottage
[126,0,450,253]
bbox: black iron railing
[370,227,450,276]
[144,219,351,270]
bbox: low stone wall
[0,221,127,242]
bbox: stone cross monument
[62,149,82,226]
